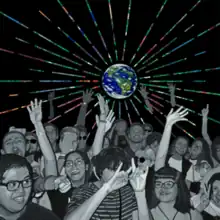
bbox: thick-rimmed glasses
[0,178,32,191]
[155,181,176,189]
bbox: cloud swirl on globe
[102,64,138,99]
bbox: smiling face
[154,177,178,203]
[2,132,26,157]
[65,153,86,182]
[128,124,145,143]
[211,180,220,208]
[174,137,188,156]
[0,167,32,214]
[190,140,203,160]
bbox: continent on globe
[102,64,138,99]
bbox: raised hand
[202,104,209,118]
[168,83,176,93]
[54,176,71,193]
[166,106,188,126]
[83,89,94,104]
[105,163,131,193]
[139,86,149,99]
[195,184,210,212]
[96,110,115,132]
[129,158,149,192]
[27,99,43,125]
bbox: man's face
[59,132,78,154]
[2,133,26,157]
[128,125,145,143]
[115,121,127,134]
[0,167,32,214]
[45,125,58,145]
[25,135,38,154]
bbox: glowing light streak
[124,101,132,124]
[184,24,194,32]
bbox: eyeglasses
[27,139,37,144]
[145,129,152,132]
[65,159,84,168]
[0,178,32,191]
[155,181,176,189]
[79,136,87,140]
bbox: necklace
[158,205,178,220]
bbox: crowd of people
[0,86,220,220]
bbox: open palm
[27,99,43,125]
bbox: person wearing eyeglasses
[0,154,60,220]
[149,167,203,220]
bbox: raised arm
[76,90,94,126]
[168,83,176,107]
[48,91,55,120]
[27,99,58,176]
[201,104,212,147]
[139,86,153,114]
[155,107,189,171]
[91,94,115,157]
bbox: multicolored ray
[129,99,145,124]
[29,85,83,94]
[107,0,118,60]
[147,87,194,102]
[130,0,168,64]
[85,0,112,63]
[140,37,178,66]
[55,2,108,65]
[133,0,202,67]
[0,80,32,83]
[118,101,121,118]
[148,80,206,83]
[0,12,100,71]
[138,58,187,74]
[38,10,98,64]
[162,22,220,58]
[0,48,80,71]
[124,101,132,124]
[0,91,83,115]
[51,71,86,78]
[58,96,82,108]
[184,24,195,33]
[194,51,206,56]
[16,37,82,67]
[121,0,132,61]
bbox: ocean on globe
[102,64,138,99]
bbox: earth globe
[102,64,138,99]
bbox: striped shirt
[67,182,137,220]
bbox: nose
[16,184,25,194]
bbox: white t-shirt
[168,157,182,172]
[186,160,201,182]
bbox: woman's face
[65,153,86,182]
[190,140,203,160]
[155,178,178,203]
[175,138,188,156]
[195,161,212,178]
[211,180,220,207]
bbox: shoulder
[22,203,60,220]
[190,209,203,220]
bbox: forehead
[63,132,78,138]
[130,125,144,132]
[67,152,83,161]
[4,133,24,142]
[176,138,187,143]
[213,180,220,187]
[155,177,175,182]
[3,167,29,182]
[144,124,152,129]
[193,140,202,146]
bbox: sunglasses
[79,136,87,140]
[27,139,37,144]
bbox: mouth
[13,196,25,204]
[71,170,80,175]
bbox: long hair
[64,150,92,183]
[208,173,220,199]
[211,136,220,163]
[191,137,210,158]
[169,136,190,155]
[148,167,191,214]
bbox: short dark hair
[65,150,92,183]
[94,147,130,178]
[146,132,162,146]
[0,154,33,182]
[149,167,191,214]
[2,131,26,149]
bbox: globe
[102,64,138,99]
